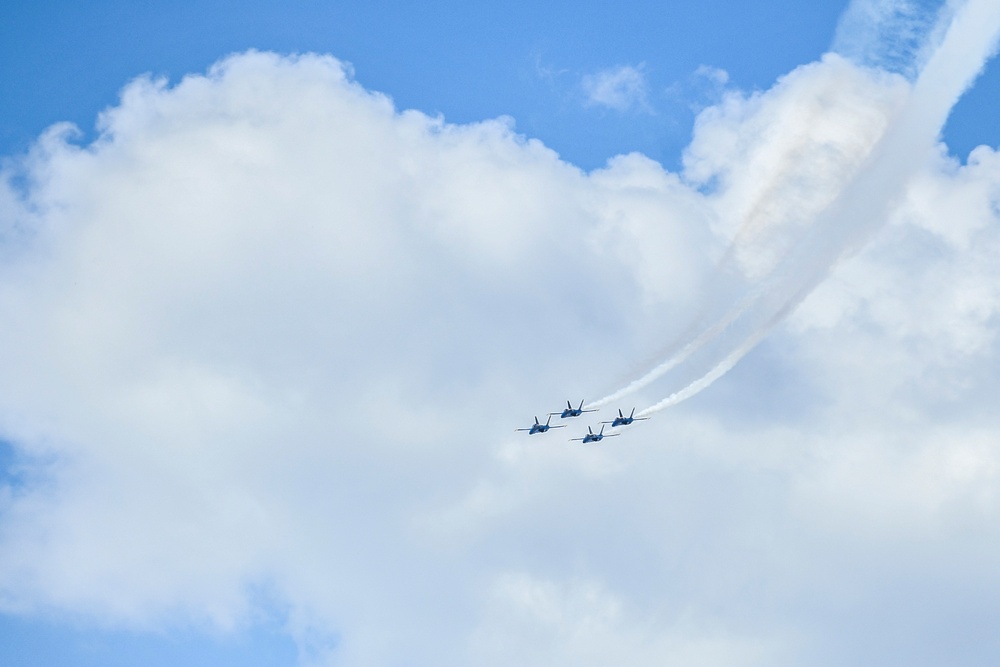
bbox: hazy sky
[2,1,1000,665]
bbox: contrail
[592,0,1000,416]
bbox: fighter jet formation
[516,399,648,443]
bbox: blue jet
[603,408,649,428]
[550,399,598,419]
[516,415,567,435]
[571,424,619,443]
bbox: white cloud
[693,65,729,88]
[581,64,652,113]
[1,12,1000,665]
[471,572,780,667]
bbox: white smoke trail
[584,289,757,410]
[593,0,1000,416]
[832,0,951,79]
[636,342,759,418]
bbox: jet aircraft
[516,415,566,435]
[550,399,598,419]
[571,424,619,443]
[603,408,649,428]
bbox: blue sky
[2,0,845,171]
[3,1,1000,666]
[0,612,297,667]
[6,0,995,172]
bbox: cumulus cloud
[1,2,1000,665]
[0,50,714,664]
[581,64,652,113]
